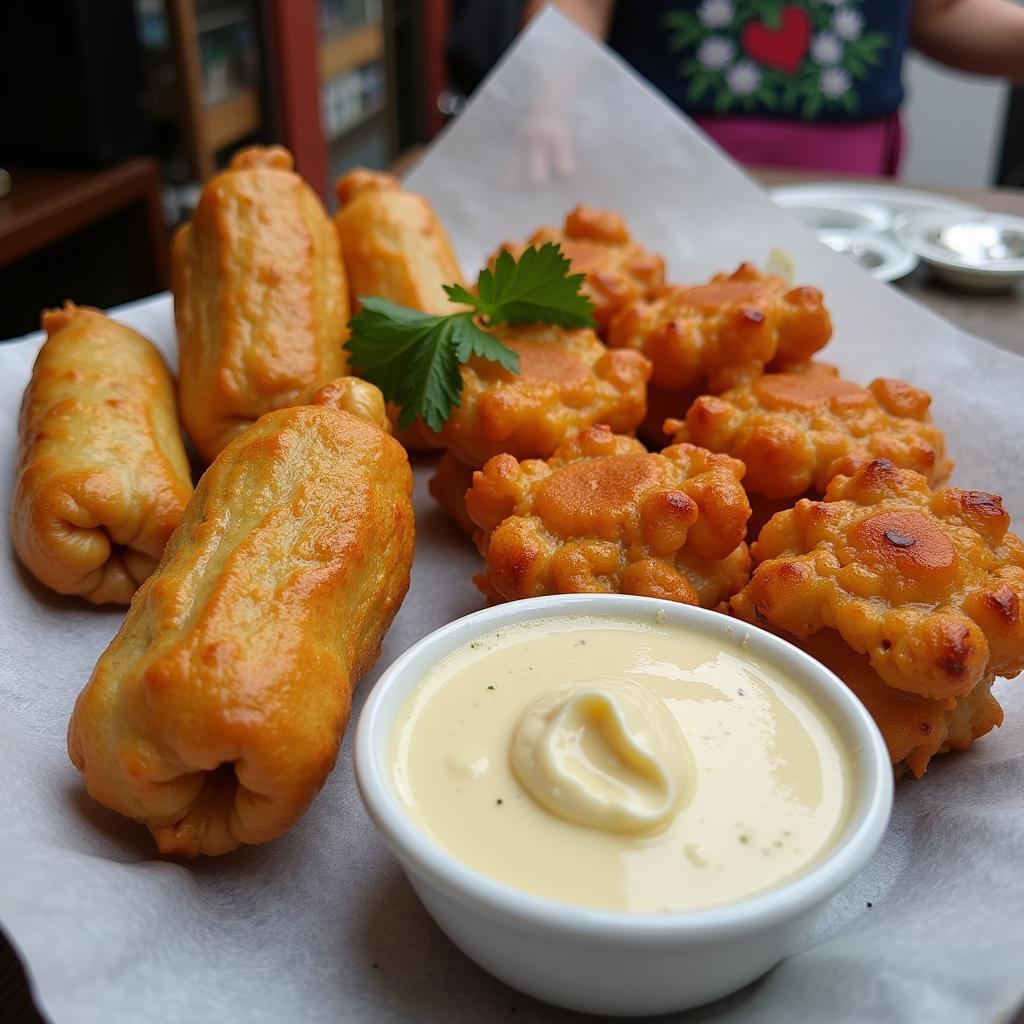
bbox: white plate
[817,229,919,283]
[770,183,980,231]
[771,194,891,234]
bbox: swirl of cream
[510,678,693,833]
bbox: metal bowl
[897,212,1024,293]
[816,229,918,283]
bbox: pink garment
[694,114,903,177]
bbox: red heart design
[741,6,812,75]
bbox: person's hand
[517,103,576,186]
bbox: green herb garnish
[344,242,594,431]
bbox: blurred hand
[517,103,576,186]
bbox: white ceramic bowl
[772,193,892,234]
[355,595,893,1017]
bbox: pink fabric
[694,114,903,177]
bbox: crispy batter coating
[466,425,751,606]
[335,168,467,450]
[425,323,651,466]
[309,376,391,433]
[429,452,478,537]
[11,303,193,605]
[173,146,349,463]
[335,168,466,315]
[798,630,1004,778]
[491,206,665,335]
[68,405,415,856]
[730,459,1024,773]
[607,263,832,443]
[669,371,952,500]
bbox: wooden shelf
[326,103,385,144]
[204,87,261,152]
[318,23,383,80]
[195,4,250,34]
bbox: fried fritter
[607,263,832,444]
[797,630,1004,778]
[730,458,1024,774]
[466,425,751,606]
[425,323,651,466]
[491,206,665,335]
[669,371,952,500]
[429,451,478,537]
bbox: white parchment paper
[1,10,1023,1023]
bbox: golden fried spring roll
[309,375,391,433]
[68,405,415,856]
[334,169,467,450]
[11,303,193,605]
[334,168,465,314]
[173,145,350,463]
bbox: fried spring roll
[11,303,193,605]
[309,375,391,433]
[173,145,349,463]
[334,168,465,314]
[68,405,415,856]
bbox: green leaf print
[662,9,697,28]
[809,7,833,30]
[781,80,802,112]
[845,54,868,78]
[686,72,716,104]
[858,33,890,52]
[841,91,859,115]
[663,9,702,52]
[714,87,734,114]
[666,23,704,52]
[803,93,823,120]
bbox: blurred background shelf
[204,87,262,151]
[319,22,385,80]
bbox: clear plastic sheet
[1,10,1022,1023]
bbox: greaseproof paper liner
[1,11,1022,1022]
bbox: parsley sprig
[345,242,594,431]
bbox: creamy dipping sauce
[391,615,854,913]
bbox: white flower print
[697,35,736,71]
[832,8,864,41]
[820,66,853,99]
[810,32,843,65]
[697,0,734,29]
[726,60,762,97]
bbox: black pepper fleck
[737,687,746,696]
[883,529,917,548]
[866,902,873,909]
[739,835,750,845]
[496,799,503,805]
[487,685,496,690]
